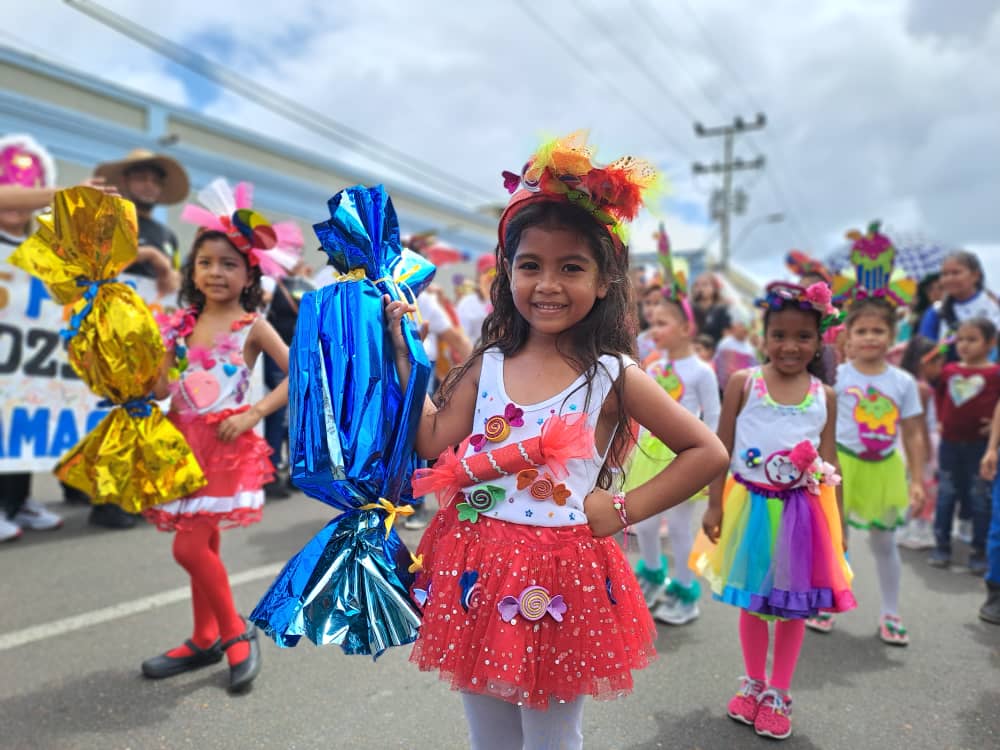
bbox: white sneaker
[636,576,664,608]
[911,519,936,550]
[954,519,973,545]
[896,522,918,549]
[654,597,700,625]
[12,499,63,531]
[0,516,23,542]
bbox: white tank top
[460,348,631,527]
[730,367,827,490]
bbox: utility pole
[693,114,767,270]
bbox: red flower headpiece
[498,131,660,252]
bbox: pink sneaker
[726,676,765,725]
[754,688,793,740]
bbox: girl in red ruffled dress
[141,179,297,693]
[386,134,728,749]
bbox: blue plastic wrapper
[251,185,433,657]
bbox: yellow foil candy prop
[9,187,206,512]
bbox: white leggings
[866,527,901,617]
[462,693,584,750]
[633,500,697,587]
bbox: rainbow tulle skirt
[700,476,856,620]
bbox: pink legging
[738,609,805,692]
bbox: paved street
[1,476,997,750]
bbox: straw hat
[94,148,189,205]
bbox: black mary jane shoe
[141,638,223,679]
[223,619,261,693]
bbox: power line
[676,0,819,247]
[575,0,702,124]
[63,0,497,205]
[628,0,728,122]
[511,0,694,164]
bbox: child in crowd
[919,251,1000,357]
[389,134,727,749]
[713,304,759,393]
[142,180,295,693]
[701,281,854,740]
[636,282,664,362]
[626,263,720,626]
[896,335,942,550]
[694,333,717,364]
[809,296,925,644]
[0,134,66,542]
[928,317,1000,574]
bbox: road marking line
[0,562,283,653]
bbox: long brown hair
[437,201,638,489]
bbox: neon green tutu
[624,434,707,499]
[838,447,907,530]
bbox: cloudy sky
[4,0,1000,282]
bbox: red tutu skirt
[409,508,657,709]
[144,408,274,532]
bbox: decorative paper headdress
[655,222,695,333]
[498,131,660,251]
[831,220,915,307]
[0,134,56,189]
[785,249,832,284]
[181,178,303,278]
[756,281,843,333]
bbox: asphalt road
[1,476,997,750]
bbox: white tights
[866,527,901,617]
[633,501,697,586]
[462,693,584,750]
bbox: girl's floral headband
[756,281,844,333]
[498,131,661,252]
[181,178,303,278]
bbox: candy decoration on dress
[516,469,571,505]
[830,221,916,308]
[497,586,567,623]
[470,403,525,451]
[755,281,844,333]
[9,187,206,512]
[411,413,594,505]
[455,485,506,522]
[181,178,303,279]
[742,447,762,468]
[844,385,901,459]
[250,185,435,657]
[498,131,661,251]
[459,571,483,612]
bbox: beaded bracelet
[612,491,628,526]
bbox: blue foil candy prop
[251,185,433,658]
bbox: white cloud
[4,0,1000,285]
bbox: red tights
[166,519,249,665]
[738,609,805,692]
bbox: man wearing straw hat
[94,148,189,296]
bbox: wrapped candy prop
[9,187,206,511]
[251,185,433,657]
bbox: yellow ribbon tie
[332,268,367,284]
[359,497,414,537]
[408,553,424,574]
